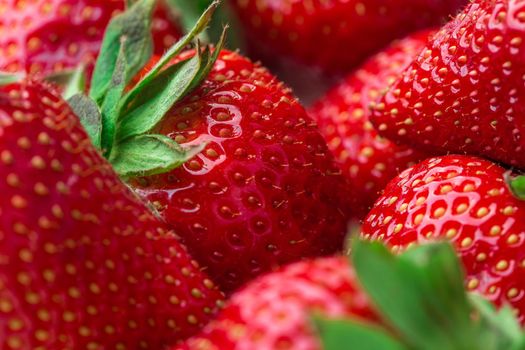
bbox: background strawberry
[128,49,352,292]
[361,155,525,323]
[230,0,467,74]
[0,79,223,348]
[371,0,525,169]
[308,30,432,218]
[0,0,180,77]
[172,257,377,350]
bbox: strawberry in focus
[308,30,432,218]
[371,0,525,169]
[231,0,467,74]
[0,0,180,77]
[0,80,223,348]
[361,155,525,323]
[129,49,352,292]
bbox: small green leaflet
[110,134,204,177]
[0,72,23,86]
[68,94,103,148]
[314,316,408,350]
[505,172,525,201]
[90,0,154,103]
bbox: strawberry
[0,79,223,348]
[230,0,467,74]
[0,0,180,77]
[172,257,377,350]
[128,49,352,292]
[308,30,432,218]
[174,239,525,350]
[361,155,525,323]
[371,0,525,169]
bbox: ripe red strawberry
[308,30,432,218]
[128,49,352,292]
[231,0,467,74]
[371,0,525,169]
[0,0,180,76]
[0,80,223,348]
[361,155,525,323]
[172,257,377,350]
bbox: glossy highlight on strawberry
[0,80,223,348]
[362,155,525,323]
[129,50,352,292]
[371,0,525,169]
[309,30,432,218]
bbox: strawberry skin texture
[172,257,377,350]
[0,81,223,348]
[308,30,432,218]
[371,0,525,169]
[0,0,179,76]
[231,0,467,73]
[130,50,352,292]
[361,155,525,323]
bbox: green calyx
[68,0,226,178]
[505,172,525,201]
[315,239,525,350]
[0,72,24,86]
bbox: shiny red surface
[130,50,352,292]
[362,155,525,323]
[372,0,525,169]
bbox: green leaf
[100,41,128,156]
[505,172,525,201]
[117,53,203,141]
[110,134,203,177]
[351,240,481,350]
[314,316,408,350]
[123,0,219,106]
[90,0,155,102]
[68,94,103,148]
[45,65,86,100]
[0,72,23,86]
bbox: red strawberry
[371,0,525,169]
[0,0,180,76]
[361,155,525,323]
[308,30,432,218]
[0,80,223,348]
[172,257,377,350]
[231,0,467,74]
[128,49,352,292]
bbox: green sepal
[123,0,219,106]
[314,315,408,350]
[100,41,128,156]
[110,134,204,177]
[45,65,87,100]
[351,240,479,350]
[117,51,204,141]
[0,72,23,86]
[90,0,155,103]
[117,27,226,141]
[505,172,525,201]
[68,94,103,148]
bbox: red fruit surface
[231,0,467,73]
[309,30,432,218]
[172,257,377,350]
[130,50,352,292]
[0,80,223,348]
[371,0,525,169]
[0,0,180,76]
[361,155,525,323]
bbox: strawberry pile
[3,0,525,349]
